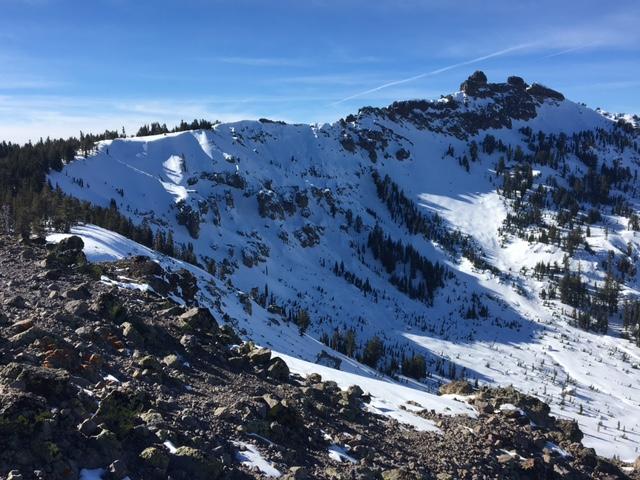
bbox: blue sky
[2,0,639,143]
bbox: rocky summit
[0,234,636,479]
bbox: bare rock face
[507,75,527,89]
[257,189,285,220]
[294,223,323,248]
[527,82,565,101]
[460,70,488,95]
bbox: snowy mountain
[48,72,640,462]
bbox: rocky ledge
[0,234,636,480]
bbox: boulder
[162,354,181,369]
[0,362,71,401]
[46,236,86,268]
[345,385,364,403]
[262,394,284,419]
[382,468,422,480]
[439,380,473,395]
[5,295,27,309]
[228,356,247,370]
[78,418,98,436]
[8,326,46,347]
[139,446,170,472]
[213,406,230,418]
[0,386,48,436]
[121,322,144,345]
[284,466,311,480]
[248,347,272,365]
[576,447,597,469]
[57,235,84,252]
[94,390,146,437]
[93,428,122,459]
[474,400,494,415]
[218,324,241,345]
[128,255,164,277]
[9,319,34,334]
[178,307,217,332]
[170,446,222,480]
[556,419,583,443]
[266,357,290,381]
[62,285,91,300]
[64,300,89,317]
[92,291,127,321]
[138,355,162,371]
[306,373,322,384]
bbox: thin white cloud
[275,73,387,86]
[212,55,385,68]
[0,94,260,144]
[571,80,640,90]
[216,56,310,67]
[331,43,534,105]
[0,75,64,90]
[543,45,592,58]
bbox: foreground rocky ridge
[0,234,635,480]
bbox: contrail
[544,44,590,58]
[331,43,534,105]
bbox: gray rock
[121,322,144,345]
[107,459,128,479]
[64,300,89,317]
[439,380,473,395]
[178,307,218,332]
[170,446,222,480]
[0,362,71,400]
[58,235,84,252]
[139,446,170,472]
[266,357,290,381]
[248,347,272,365]
[78,418,98,436]
[5,295,27,309]
[63,285,91,300]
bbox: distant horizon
[2,0,639,144]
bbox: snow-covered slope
[47,224,476,435]
[48,73,640,461]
